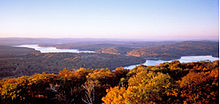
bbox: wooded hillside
[0,60,218,104]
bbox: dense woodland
[0,60,218,104]
[0,52,145,79]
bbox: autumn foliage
[0,60,218,104]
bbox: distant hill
[0,38,174,48]
[54,41,174,51]
[96,41,219,60]
[96,47,133,55]
[127,41,219,60]
[55,43,120,51]
[0,45,40,56]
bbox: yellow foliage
[102,87,127,104]
[103,70,178,104]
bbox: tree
[102,71,178,104]
[81,80,99,104]
[179,68,219,104]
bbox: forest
[0,52,145,79]
[0,60,218,104]
[0,39,219,103]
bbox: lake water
[15,44,95,53]
[124,55,219,69]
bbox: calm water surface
[15,44,95,53]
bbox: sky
[0,0,218,40]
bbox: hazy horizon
[0,37,219,42]
[0,0,219,40]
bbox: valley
[0,38,218,80]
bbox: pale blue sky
[0,0,218,40]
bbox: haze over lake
[15,44,95,53]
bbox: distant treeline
[0,60,218,104]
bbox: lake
[124,55,219,69]
[15,44,95,53]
